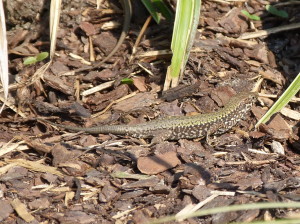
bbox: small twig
[81,80,115,96]
[130,15,152,62]
[91,91,138,118]
[225,159,277,165]
[239,22,300,40]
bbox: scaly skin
[38,92,257,140]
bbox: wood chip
[281,107,300,120]
[137,151,181,175]
[11,198,35,223]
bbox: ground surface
[1,0,300,223]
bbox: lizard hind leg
[206,124,223,146]
[150,130,173,144]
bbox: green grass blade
[232,219,300,224]
[149,202,300,224]
[169,0,201,78]
[141,0,160,23]
[152,0,173,22]
[256,72,300,127]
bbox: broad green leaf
[241,10,261,21]
[121,78,134,84]
[36,52,49,62]
[23,57,37,65]
[266,5,288,18]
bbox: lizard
[71,0,132,73]
[38,91,257,142]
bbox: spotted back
[123,91,257,140]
